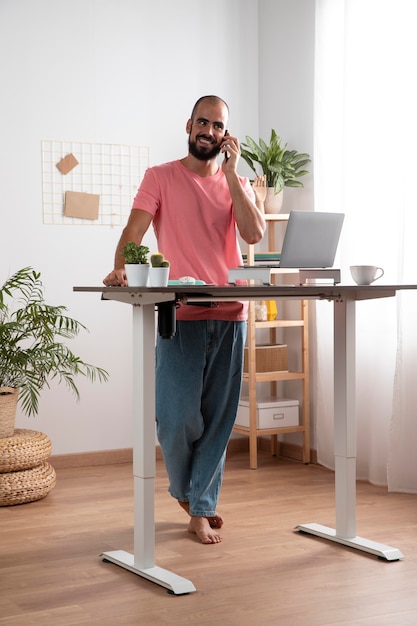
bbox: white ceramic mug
[350,265,384,285]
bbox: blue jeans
[155,320,246,517]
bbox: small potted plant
[0,267,108,437]
[121,242,150,286]
[149,252,170,287]
[240,129,310,213]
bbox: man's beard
[188,135,221,161]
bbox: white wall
[257,0,317,448]
[1,0,315,455]
[258,0,315,210]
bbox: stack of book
[241,253,281,267]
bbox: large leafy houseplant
[240,129,311,195]
[0,267,108,418]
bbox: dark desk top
[74,284,417,305]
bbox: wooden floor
[1,450,417,626]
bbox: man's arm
[103,209,153,286]
[221,134,266,244]
[226,171,266,244]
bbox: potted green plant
[149,252,170,287]
[0,267,108,437]
[121,242,150,286]
[240,129,310,213]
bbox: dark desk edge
[73,285,417,302]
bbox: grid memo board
[41,140,151,225]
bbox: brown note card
[56,153,79,174]
[64,191,100,220]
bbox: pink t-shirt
[132,160,253,321]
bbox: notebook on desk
[266,210,345,269]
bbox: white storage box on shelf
[236,396,299,429]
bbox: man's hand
[252,175,267,210]
[221,133,240,173]
[103,268,127,286]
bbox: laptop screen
[279,211,345,268]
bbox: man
[104,95,265,543]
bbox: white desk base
[296,296,403,562]
[74,285,413,594]
[101,550,196,594]
[295,524,403,561]
[100,293,195,594]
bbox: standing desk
[74,283,416,594]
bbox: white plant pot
[124,264,149,287]
[149,266,170,287]
[264,188,284,214]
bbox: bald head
[190,95,229,121]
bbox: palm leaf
[0,267,109,416]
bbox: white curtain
[314,0,417,492]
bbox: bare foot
[178,501,224,529]
[188,516,222,544]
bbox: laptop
[278,210,344,268]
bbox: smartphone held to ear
[224,130,230,162]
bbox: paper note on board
[64,191,100,220]
[56,153,79,175]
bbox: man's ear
[186,119,192,134]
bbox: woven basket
[0,387,19,438]
[0,461,56,506]
[0,429,52,473]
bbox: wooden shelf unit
[233,214,310,469]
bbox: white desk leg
[102,303,196,594]
[296,297,403,561]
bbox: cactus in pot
[150,252,170,268]
[150,252,170,286]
